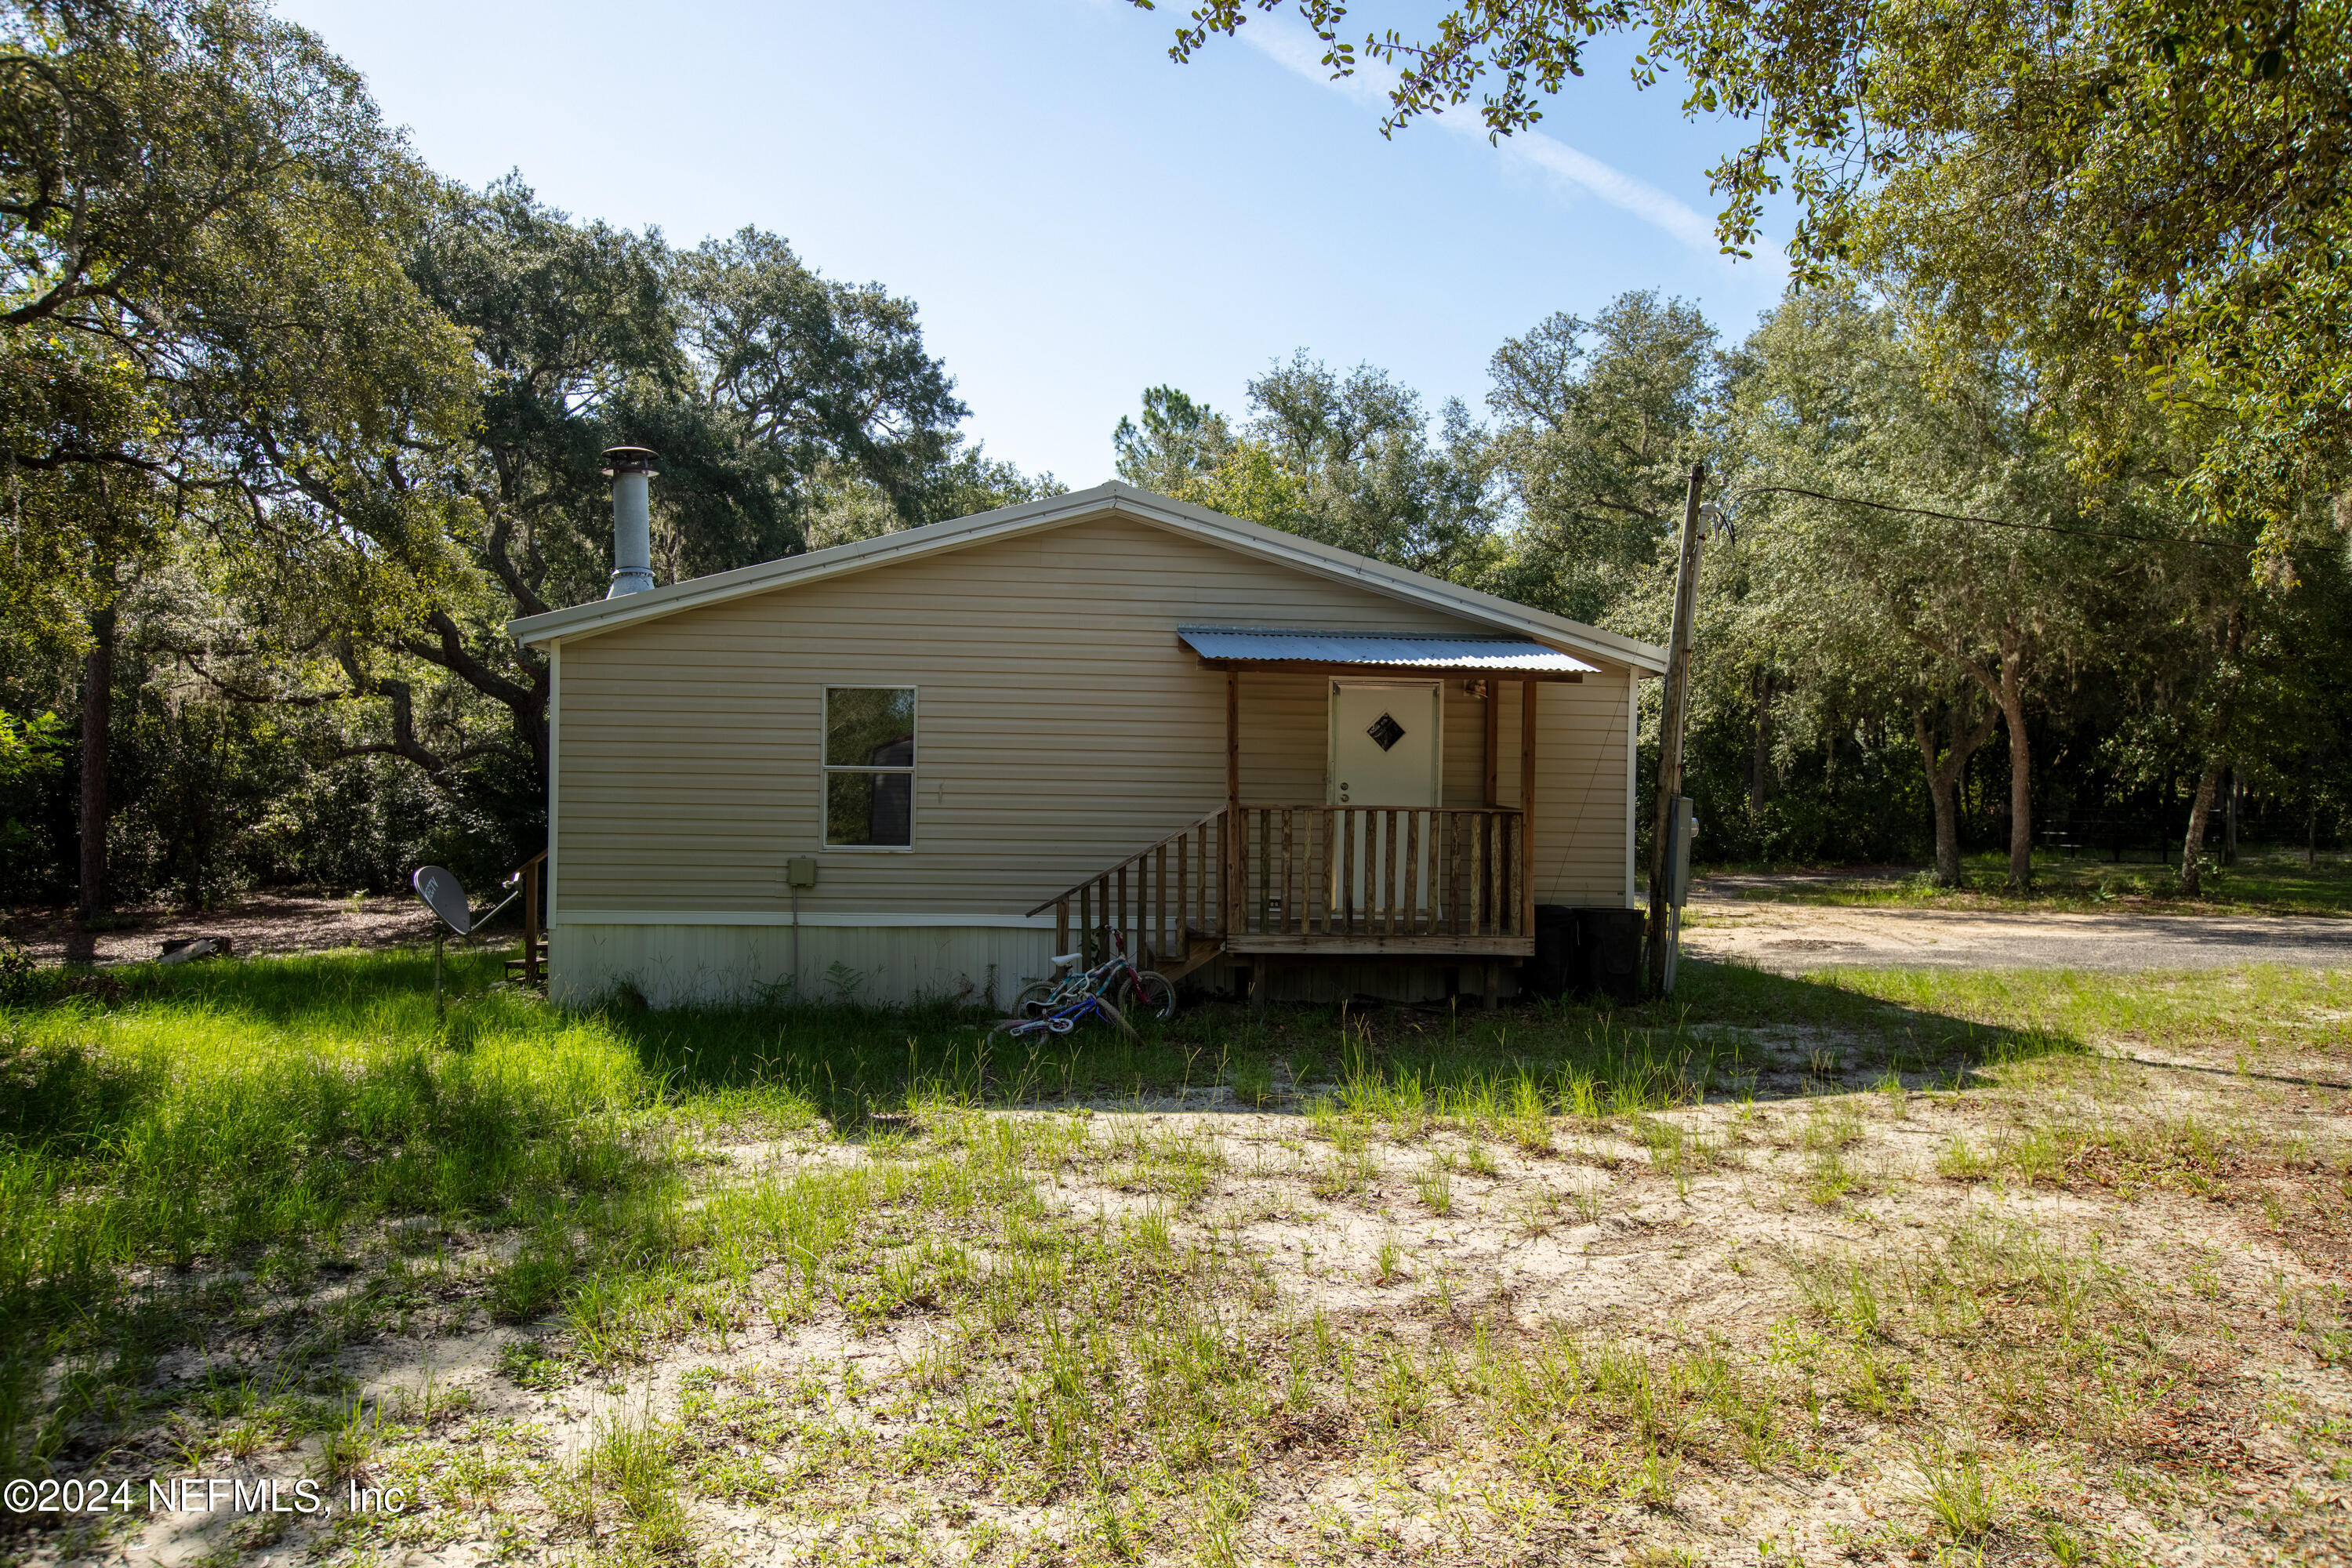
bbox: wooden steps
[504,851,549,985]
[1153,934,1224,985]
[504,935,547,984]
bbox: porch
[1024,802,1531,980]
[1025,626,1599,990]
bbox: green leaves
[1112,357,1501,581]
[0,711,61,786]
[1484,295,1719,623]
[2,0,480,638]
[1137,0,2352,546]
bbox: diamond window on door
[1366,712,1406,752]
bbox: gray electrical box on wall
[1666,798,1698,909]
[786,858,818,889]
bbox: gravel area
[1685,884,2352,972]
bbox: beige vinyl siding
[1491,675,1635,906]
[1235,673,1327,804]
[556,511,1634,917]
[1443,684,1486,809]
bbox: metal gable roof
[506,481,1667,674]
[1178,626,1599,674]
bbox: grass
[1709,842,2352,915]
[0,945,2344,1561]
[1913,1440,1998,1542]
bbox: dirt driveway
[1685,882,2352,972]
[5,893,445,966]
[16,878,2351,976]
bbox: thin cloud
[1239,19,1769,267]
[1501,135,1726,256]
[1240,20,1393,110]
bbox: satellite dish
[411,866,471,936]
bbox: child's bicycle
[1013,927,1175,1022]
[993,989,1136,1041]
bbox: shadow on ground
[599,956,2082,1127]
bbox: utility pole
[1646,463,1707,996]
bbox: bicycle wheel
[1131,971,1176,1019]
[1089,996,1142,1041]
[1014,982,1058,1019]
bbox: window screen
[824,687,915,847]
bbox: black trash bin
[1577,909,1645,1004]
[1526,904,1578,1000]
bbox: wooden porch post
[1520,677,1538,939]
[1483,681,1500,808]
[1225,670,1241,940]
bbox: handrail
[1234,803,1523,813]
[509,850,549,986]
[1025,803,1529,982]
[1025,806,1229,973]
[1023,807,1225,916]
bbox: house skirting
[549,916,1058,1011]
[547,916,1551,1011]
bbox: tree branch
[180,654,347,708]
[481,503,551,619]
[397,610,538,711]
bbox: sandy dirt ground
[32,1022,2350,1568]
[1683,885,2352,972]
[4,895,457,966]
[14,873,2344,975]
[6,889,2349,1565]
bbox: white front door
[1329,681,1441,912]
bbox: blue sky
[275,0,1789,485]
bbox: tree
[1719,285,2162,888]
[1114,386,1232,494]
[0,4,1051,905]
[2232,546,2352,871]
[4,0,480,915]
[3,0,479,590]
[0,709,61,894]
[1484,292,1719,625]
[1698,502,2002,884]
[1135,0,2352,543]
[1249,354,1497,575]
[216,176,1037,822]
[1116,358,1498,580]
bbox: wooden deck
[1024,803,1532,975]
[1024,666,1546,982]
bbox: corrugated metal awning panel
[1177,626,1599,674]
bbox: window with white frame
[824,687,915,847]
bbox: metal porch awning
[1177,625,1596,681]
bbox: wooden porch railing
[1024,808,1227,974]
[1025,804,1532,973]
[1229,805,1526,953]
